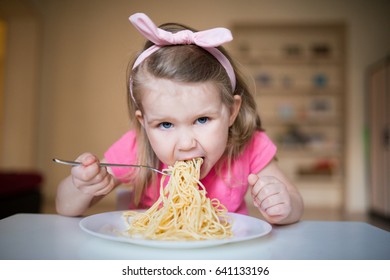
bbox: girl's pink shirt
[104,130,276,214]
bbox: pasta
[123,158,233,240]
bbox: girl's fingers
[76,153,98,166]
[248,173,259,187]
[72,162,106,184]
[259,193,284,210]
[251,176,291,218]
[77,173,114,195]
[265,204,285,216]
[255,176,284,200]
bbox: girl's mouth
[179,156,205,163]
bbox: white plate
[79,211,272,249]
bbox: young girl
[56,13,303,225]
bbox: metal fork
[52,158,170,175]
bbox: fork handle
[52,158,169,175]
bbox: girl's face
[135,77,241,179]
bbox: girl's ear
[229,95,242,126]
[135,110,145,127]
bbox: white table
[0,213,389,260]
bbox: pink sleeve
[248,131,277,173]
[104,130,138,182]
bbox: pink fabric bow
[129,13,236,92]
[129,13,233,48]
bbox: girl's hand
[248,174,292,224]
[71,153,115,196]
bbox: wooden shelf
[232,22,346,209]
[256,88,342,96]
[238,56,343,66]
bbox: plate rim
[79,210,272,249]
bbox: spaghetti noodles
[123,158,233,240]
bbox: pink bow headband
[129,13,236,101]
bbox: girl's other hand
[248,174,292,224]
[71,152,115,196]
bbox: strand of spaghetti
[123,158,233,240]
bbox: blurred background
[0,0,389,229]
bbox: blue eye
[159,122,173,129]
[196,117,209,124]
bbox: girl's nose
[177,131,197,151]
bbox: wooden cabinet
[367,55,390,218]
[231,23,346,209]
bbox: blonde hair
[126,23,263,206]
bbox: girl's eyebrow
[196,106,223,116]
[143,98,224,123]
[145,109,221,125]
[143,111,177,124]
[145,115,173,125]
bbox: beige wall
[0,2,40,169]
[1,0,390,214]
